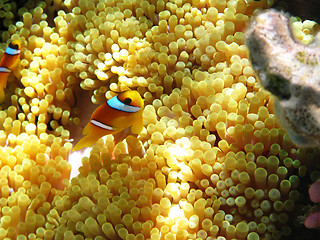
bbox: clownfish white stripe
[107,96,141,113]
[0,67,11,73]
[91,119,114,130]
[5,47,20,56]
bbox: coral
[0,0,319,240]
[246,9,320,148]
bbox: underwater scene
[0,0,320,239]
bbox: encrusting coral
[0,0,319,239]
[246,9,320,148]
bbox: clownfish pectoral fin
[72,122,100,151]
[0,88,5,103]
[74,120,116,151]
[72,134,101,151]
[82,121,91,135]
[12,61,21,77]
[9,57,20,70]
[130,116,143,134]
[0,75,8,103]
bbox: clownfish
[72,90,144,151]
[0,40,21,103]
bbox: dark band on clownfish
[107,95,141,113]
[91,119,114,130]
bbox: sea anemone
[0,0,319,239]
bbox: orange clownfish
[0,40,21,103]
[72,90,144,151]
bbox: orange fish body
[0,40,21,103]
[73,90,144,151]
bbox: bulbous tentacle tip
[309,180,320,203]
[304,211,320,229]
[304,180,320,229]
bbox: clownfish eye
[123,98,132,105]
[9,43,19,50]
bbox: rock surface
[246,9,320,147]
